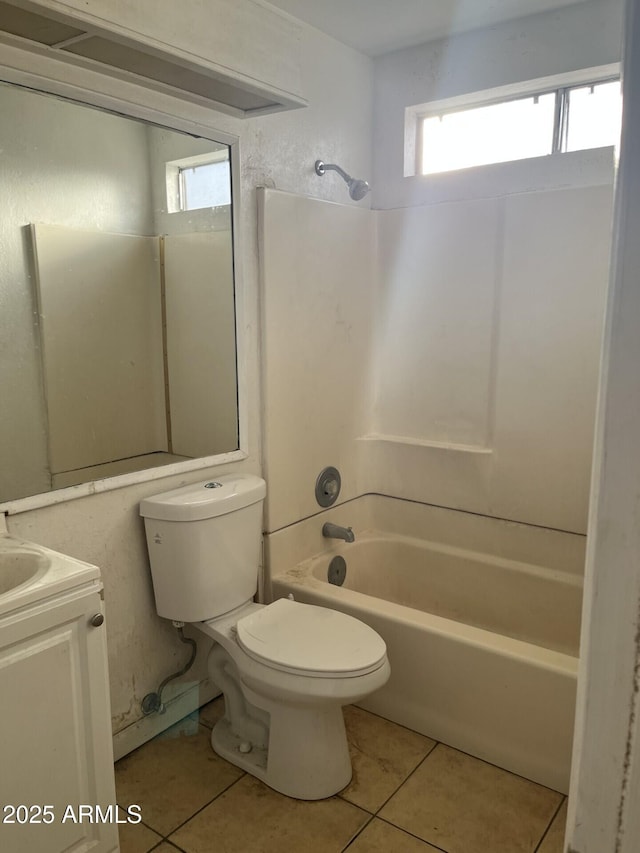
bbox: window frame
[177,157,232,211]
[165,148,231,213]
[405,64,621,177]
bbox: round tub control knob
[90,613,105,627]
[315,466,341,507]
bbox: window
[165,150,231,213]
[418,77,622,176]
[564,80,623,153]
[179,159,231,210]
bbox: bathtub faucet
[322,522,355,543]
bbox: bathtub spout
[322,522,355,543]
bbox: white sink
[0,535,100,616]
[0,548,48,595]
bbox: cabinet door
[0,588,118,853]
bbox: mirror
[0,79,239,503]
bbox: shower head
[348,178,371,201]
[315,160,371,201]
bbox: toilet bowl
[198,597,390,799]
[140,475,390,800]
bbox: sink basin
[0,549,48,595]
[0,534,101,617]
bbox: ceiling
[266,0,592,56]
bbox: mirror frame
[0,35,248,515]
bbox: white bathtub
[269,504,583,794]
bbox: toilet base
[211,700,352,800]
[211,717,268,775]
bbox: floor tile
[197,696,225,729]
[151,844,188,853]
[346,818,443,852]
[340,706,436,813]
[115,721,244,837]
[169,773,369,853]
[117,820,162,853]
[380,744,562,853]
[537,799,568,853]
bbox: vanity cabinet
[0,568,118,853]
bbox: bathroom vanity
[0,534,118,853]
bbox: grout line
[354,703,437,739]
[196,699,225,731]
[370,740,441,817]
[428,738,565,796]
[533,795,566,853]
[149,840,186,853]
[336,708,439,813]
[376,815,451,852]
[340,812,378,852]
[134,819,162,836]
[162,772,247,840]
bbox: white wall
[373,0,623,208]
[2,9,374,742]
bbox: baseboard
[112,679,220,761]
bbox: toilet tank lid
[139,475,266,522]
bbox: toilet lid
[236,598,387,678]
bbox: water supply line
[141,622,197,715]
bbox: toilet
[140,474,390,800]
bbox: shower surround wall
[260,170,613,537]
[368,180,613,533]
[258,190,375,530]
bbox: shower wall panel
[32,223,167,476]
[259,188,375,532]
[369,182,613,534]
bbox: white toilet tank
[140,474,267,623]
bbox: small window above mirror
[166,152,232,213]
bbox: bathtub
[270,518,582,794]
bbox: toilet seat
[236,598,387,678]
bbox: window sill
[377,147,616,210]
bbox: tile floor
[115,698,567,853]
